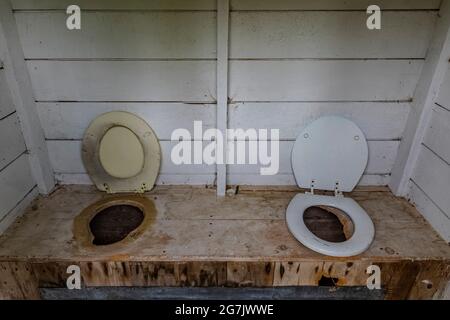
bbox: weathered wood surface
[10,0,442,11]
[0,186,448,299]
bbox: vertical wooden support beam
[390,0,450,196]
[216,0,229,196]
[0,0,55,194]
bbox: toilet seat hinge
[334,182,343,198]
[307,180,315,195]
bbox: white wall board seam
[35,100,219,104]
[0,110,15,121]
[421,143,450,166]
[0,185,36,223]
[13,9,218,13]
[227,58,426,61]
[435,102,450,112]
[0,150,27,173]
[229,9,439,12]
[410,179,450,219]
[55,173,217,186]
[229,100,414,103]
[0,185,37,235]
[25,59,218,61]
[216,0,229,196]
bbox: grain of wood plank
[11,0,216,10]
[27,60,216,102]
[0,154,35,222]
[16,12,217,59]
[227,262,275,287]
[227,140,399,175]
[423,106,450,164]
[412,146,450,219]
[0,69,15,119]
[437,65,450,108]
[0,113,26,170]
[229,60,422,102]
[227,174,392,187]
[0,186,448,299]
[230,0,441,10]
[37,102,216,141]
[230,12,435,59]
[408,182,450,242]
[0,262,40,299]
[0,186,448,262]
[229,102,409,141]
[46,140,216,175]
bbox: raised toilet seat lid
[292,116,369,192]
[82,111,161,194]
[286,193,375,257]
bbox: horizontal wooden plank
[412,146,450,219]
[230,12,435,59]
[47,139,396,176]
[0,69,15,119]
[423,106,450,164]
[27,61,216,102]
[229,60,422,102]
[0,154,35,222]
[227,141,399,175]
[38,103,408,141]
[437,66,450,109]
[46,140,216,175]
[12,0,441,11]
[11,0,216,10]
[37,102,216,140]
[228,174,391,186]
[3,185,449,263]
[229,102,409,140]
[55,173,389,187]
[230,0,441,10]
[409,182,450,242]
[0,113,27,170]
[55,173,216,186]
[16,12,217,59]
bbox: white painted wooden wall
[408,66,450,243]
[0,60,37,234]
[8,0,440,188]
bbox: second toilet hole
[303,206,354,243]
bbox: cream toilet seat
[286,194,375,257]
[82,111,161,194]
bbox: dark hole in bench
[303,206,354,243]
[89,205,144,246]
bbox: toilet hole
[89,205,144,246]
[303,206,354,243]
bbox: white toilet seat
[286,116,375,257]
[286,193,375,257]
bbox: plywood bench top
[0,185,448,263]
